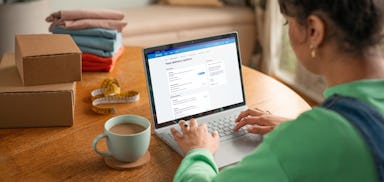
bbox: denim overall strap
[321,94,384,182]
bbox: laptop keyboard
[206,113,247,141]
[162,113,247,143]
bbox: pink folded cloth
[46,9,125,22]
[49,19,127,32]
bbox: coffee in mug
[93,115,151,163]
[109,123,146,135]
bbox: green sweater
[174,79,383,182]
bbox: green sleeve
[213,140,290,182]
[173,134,290,182]
[174,108,376,181]
[216,108,376,181]
[173,140,289,182]
[173,148,219,182]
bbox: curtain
[253,0,283,74]
[253,0,326,103]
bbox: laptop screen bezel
[143,32,246,129]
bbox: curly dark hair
[278,0,384,52]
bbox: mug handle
[92,133,112,157]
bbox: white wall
[0,0,154,56]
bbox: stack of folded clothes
[45,9,127,72]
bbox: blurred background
[0,0,335,106]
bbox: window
[275,25,327,103]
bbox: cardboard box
[0,53,75,128]
[15,34,81,86]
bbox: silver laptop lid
[143,32,246,129]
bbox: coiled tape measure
[91,78,139,114]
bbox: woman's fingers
[179,120,189,133]
[233,115,271,131]
[171,127,182,139]
[246,125,274,135]
[199,123,208,133]
[212,130,219,139]
[234,113,291,135]
[171,118,220,154]
[189,118,198,128]
[236,108,270,122]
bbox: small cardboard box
[15,34,81,86]
[0,53,75,128]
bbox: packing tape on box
[91,78,139,114]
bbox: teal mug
[93,115,151,163]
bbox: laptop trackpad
[215,134,262,169]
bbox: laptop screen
[143,32,246,128]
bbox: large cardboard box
[0,53,75,128]
[15,34,81,86]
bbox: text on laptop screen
[146,36,244,125]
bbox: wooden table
[0,47,310,181]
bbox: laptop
[143,32,262,168]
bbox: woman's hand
[233,108,291,135]
[171,119,220,155]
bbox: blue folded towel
[71,33,122,52]
[51,27,119,39]
[78,45,121,57]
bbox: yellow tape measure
[91,78,139,114]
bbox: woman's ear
[306,15,326,48]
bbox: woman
[171,0,384,181]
